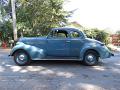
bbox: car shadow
[29,59,104,67]
[31,60,84,66]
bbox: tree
[0,0,13,44]
[0,21,13,41]
[0,0,71,47]
[16,0,71,37]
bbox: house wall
[110,34,120,46]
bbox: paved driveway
[0,49,120,90]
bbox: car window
[49,30,68,39]
[70,31,80,38]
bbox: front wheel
[14,50,31,66]
[83,50,99,66]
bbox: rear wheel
[14,50,31,66]
[83,50,99,66]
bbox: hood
[19,36,47,42]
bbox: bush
[83,28,110,45]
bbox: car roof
[52,27,80,32]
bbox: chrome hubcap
[18,54,25,61]
[87,55,94,62]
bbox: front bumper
[111,53,114,56]
[99,45,114,59]
[100,51,114,59]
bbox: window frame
[47,29,69,39]
[70,31,81,38]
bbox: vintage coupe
[9,27,113,66]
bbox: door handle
[66,41,70,43]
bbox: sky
[64,0,120,33]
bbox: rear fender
[10,43,46,60]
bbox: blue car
[9,27,114,66]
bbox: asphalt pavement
[0,49,120,90]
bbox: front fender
[79,43,100,60]
[10,42,46,60]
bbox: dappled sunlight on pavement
[0,49,120,90]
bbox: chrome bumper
[111,53,114,56]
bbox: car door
[69,31,84,57]
[46,29,70,57]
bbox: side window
[49,30,68,38]
[70,31,80,38]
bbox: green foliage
[0,0,71,47]
[16,0,71,36]
[83,28,110,45]
[0,0,13,46]
[0,0,110,46]
[0,21,13,42]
